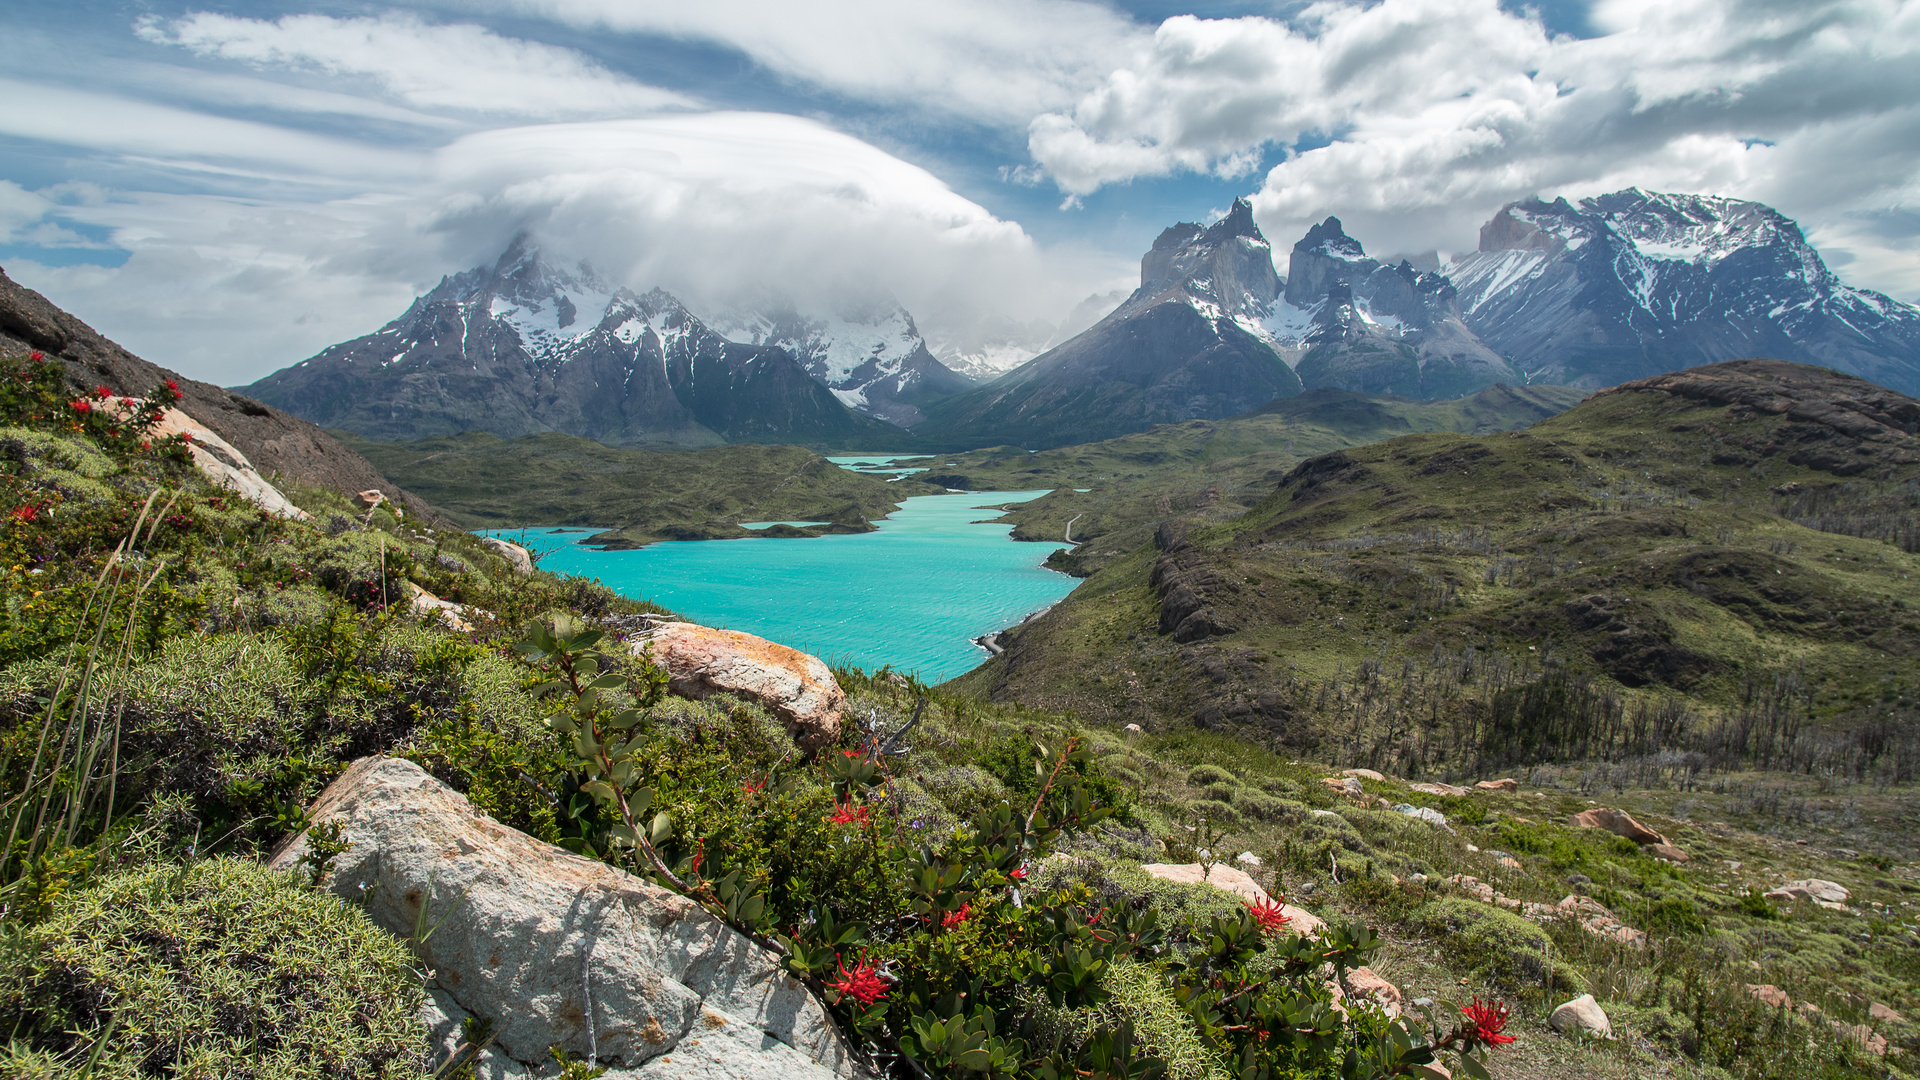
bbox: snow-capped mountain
[1282,218,1521,398]
[924,313,1060,382]
[701,299,972,426]
[1450,189,1920,394]
[238,239,898,447]
[915,200,1304,449]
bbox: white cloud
[0,78,419,184]
[460,0,1135,122]
[137,11,695,118]
[11,112,1121,386]
[1013,0,1920,298]
[427,113,1110,328]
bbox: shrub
[1185,763,1235,787]
[1202,780,1243,804]
[0,858,425,1078]
[1409,898,1551,989]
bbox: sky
[2,0,1918,386]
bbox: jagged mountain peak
[1296,216,1367,260]
[1451,187,1920,394]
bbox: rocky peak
[1285,217,1377,309]
[1136,197,1279,318]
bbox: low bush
[1185,763,1235,787]
[0,858,425,1078]
[1409,897,1551,989]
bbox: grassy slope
[952,361,1920,781]
[337,430,948,545]
[895,384,1586,577]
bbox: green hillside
[338,429,946,546]
[952,360,1920,778]
[905,383,1585,576]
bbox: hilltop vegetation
[338,429,946,545]
[896,384,1584,577]
[954,360,1920,787]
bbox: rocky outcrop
[1137,863,1326,937]
[1409,782,1468,797]
[1474,779,1518,793]
[1765,879,1850,908]
[1340,966,1403,1019]
[0,267,443,522]
[637,623,845,752]
[1568,807,1666,845]
[270,757,853,1078]
[142,404,309,520]
[480,537,534,575]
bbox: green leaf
[650,812,674,845]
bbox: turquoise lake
[485,489,1075,682]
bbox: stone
[1835,1022,1890,1056]
[117,402,311,521]
[1408,781,1469,797]
[1137,863,1326,937]
[481,537,535,575]
[1645,842,1690,862]
[1341,966,1403,1018]
[1549,994,1612,1038]
[1235,851,1262,867]
[1871,1002,1905,1024]
[637,623,845,752]
[355,489,387,510]
[1446,875,1496,904]
[1497,856,1523,870]
[1568,807,1667,845]
[1559,896,1646,947]
[269,758,852,1078]
[1747,984,1792,1009]
[1123,723,1144,734]
[1342,768,1387,782]
[1322,776,1364,796]
[1474,778,1518,793]
[1391,803,1450,828]
[1764,879,1850,905]
[404,581,474,633]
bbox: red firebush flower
[827,798,868,827]
[70,398,93,414]
[828,952,891,1006]
[1008,865,1027,880]
[8,504,40,522]
[939,903,972,930]
[740,776,767,795]
[92,385,112,399]
[1246,896,1292,934]
[165,379,181,400]
[1462,997,1516,1047]
[28,351,43,361]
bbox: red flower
[1246,896,1292,934]
[827,798,868,827]
[940,903,972,930]
[1462,997,1516,1047]
[8,504,39,522]
[165,379,181,400]
[28,351,43,361]
[1008,865,1028,880]
[827,952,891,1006]
[93,385,112,399]
[740,776,767,795]
[70,398,92,414]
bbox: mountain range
[240,189,1920,452]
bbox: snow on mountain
[1450,189,1920,394]
[699,298,972,427]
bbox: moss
[1094,958,1229,1080]
[1407,897,1550,989]
[0,427,118,506]
[1182,798,1242,828]
[0,858,425,1078]
[918,764,1013,822]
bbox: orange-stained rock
[1474,778,1518,793]
[1569,807,1667,845]
[1836,1022,1890,1056]
[1342,966,1403,1018]
[638,623,845,752]
[1646,842,1690,862]
[1342,768,1387,782]
[1747,984,1793,1009]
[1322,776,1364,796]
[1138,863,1327,937]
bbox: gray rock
[271,757,852,1078]
[480,537,534,575]
[1549,993,1613,1039]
